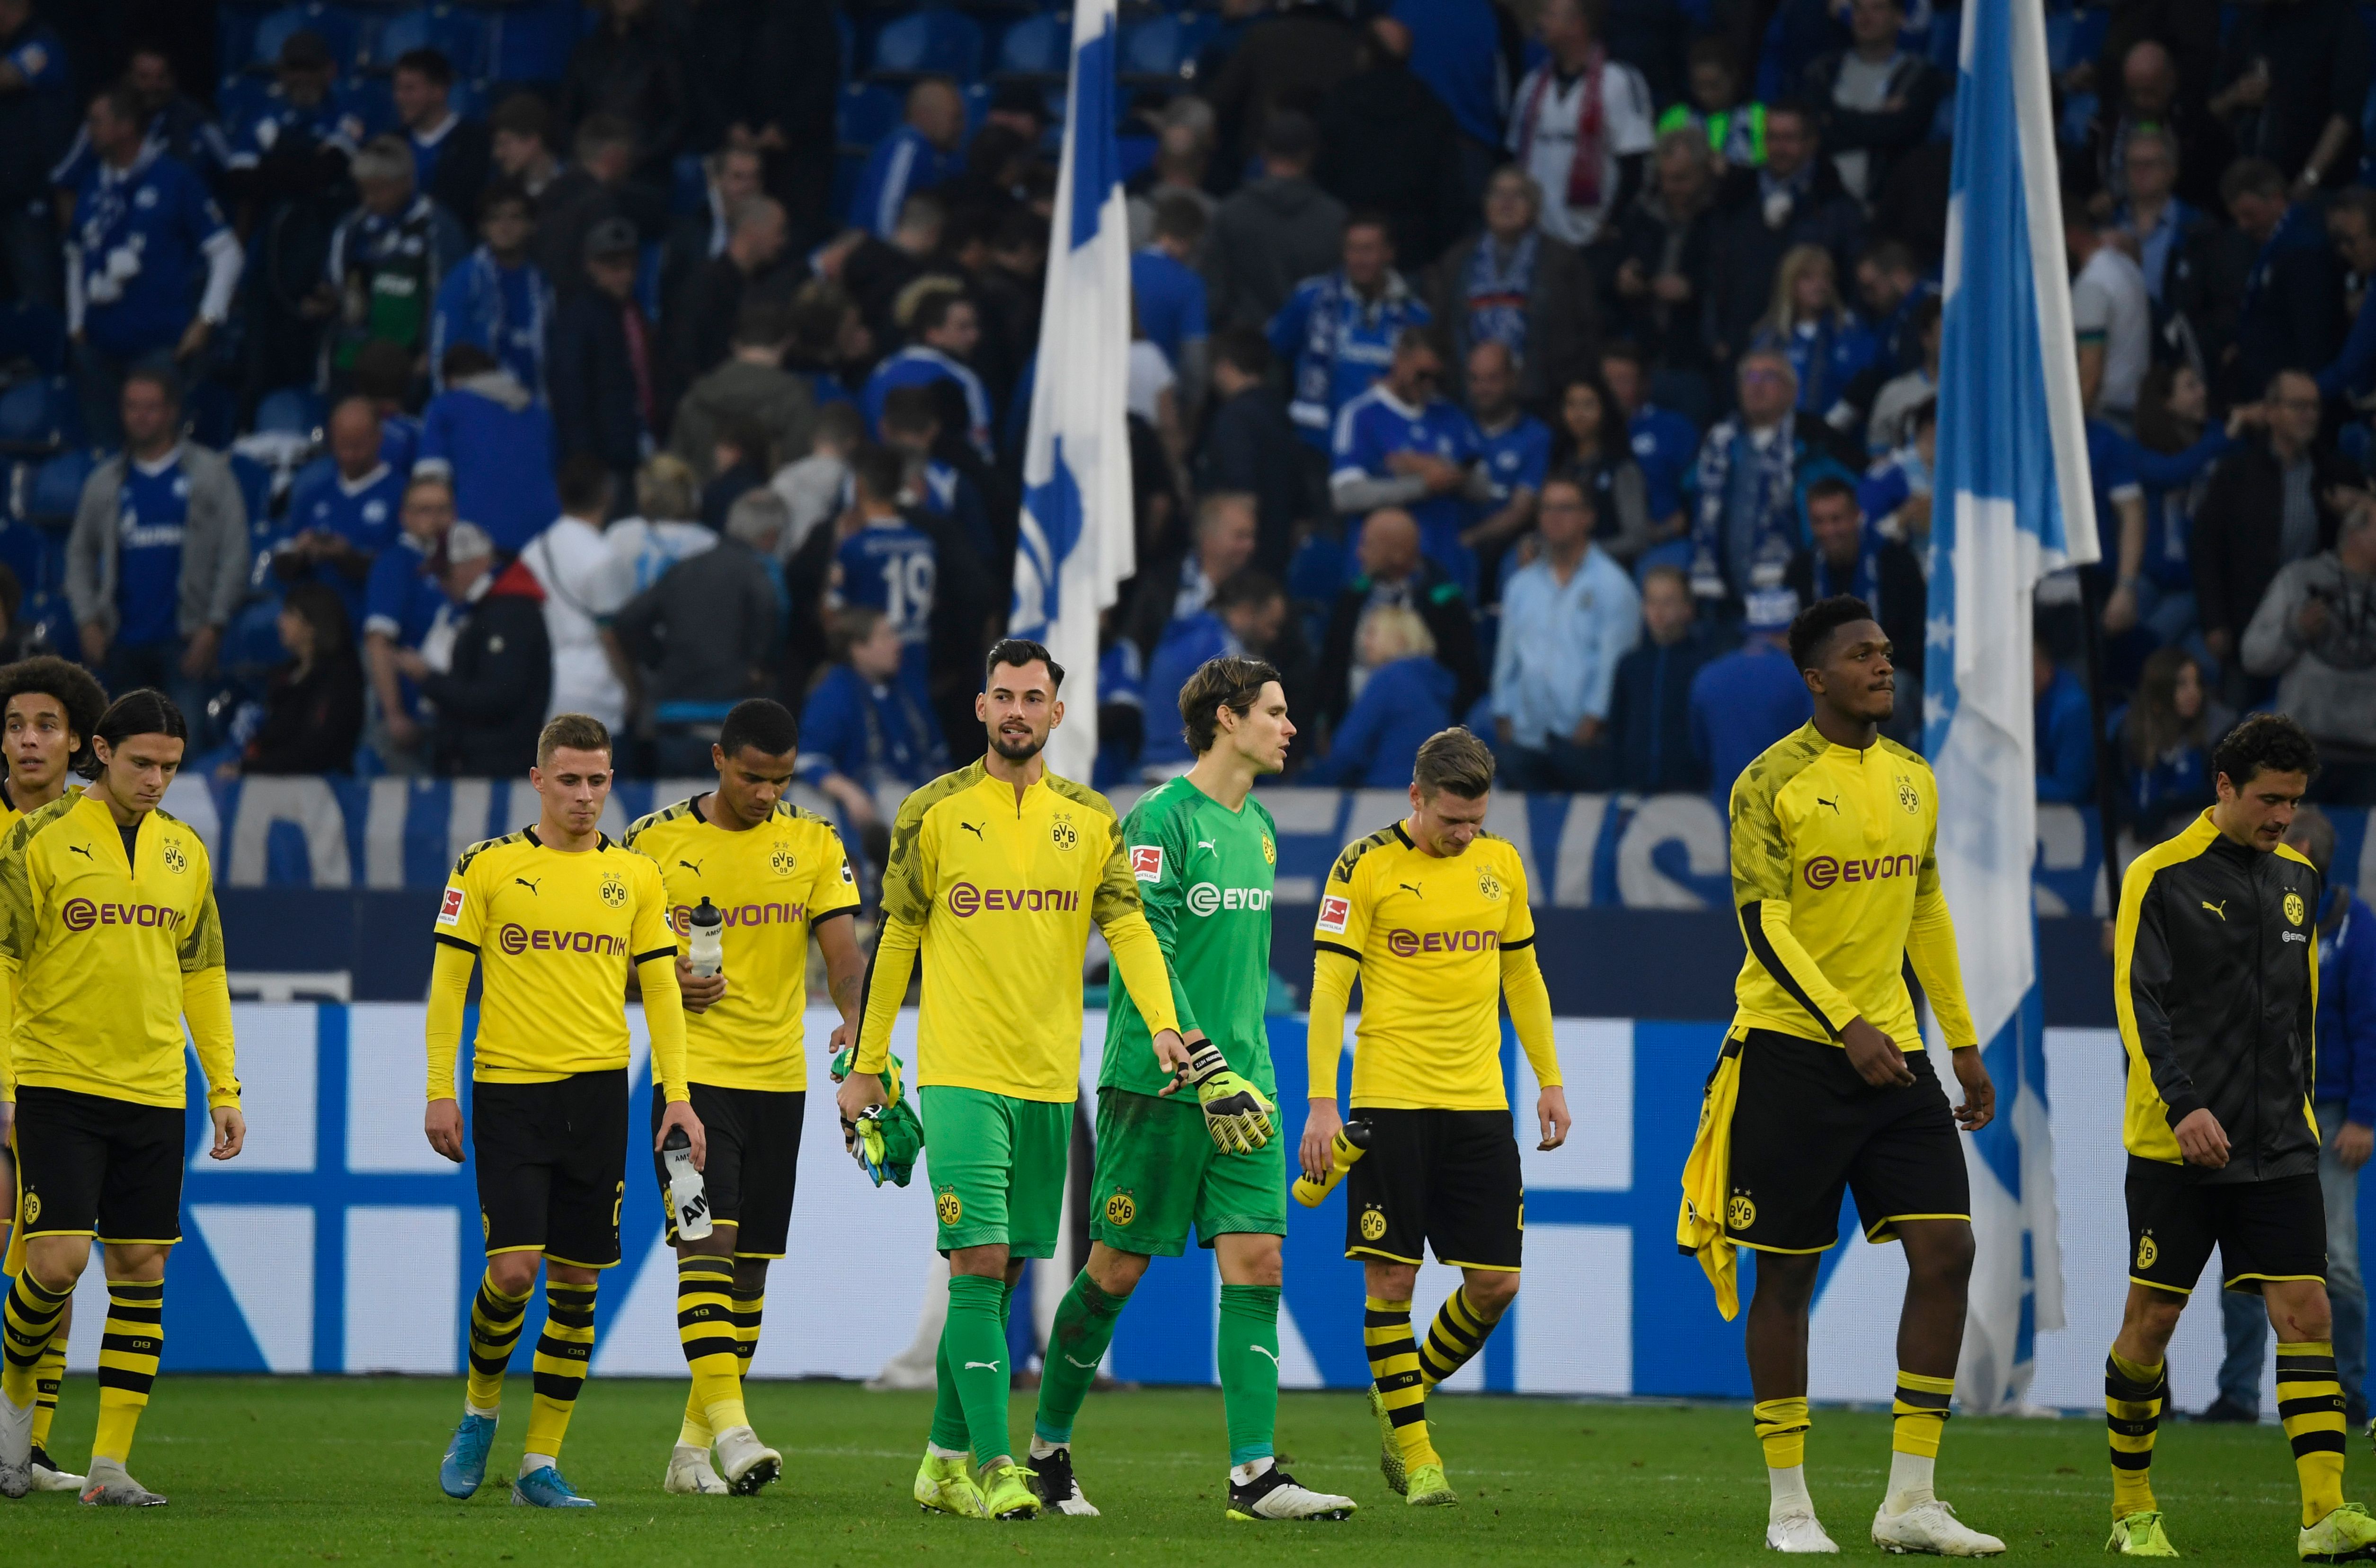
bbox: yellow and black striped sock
[1417,1287,1497,1390]
[465,1270,532,1412]
[2105,1348,2164,1519]
[29,1338,64,1453]
[676,1257,746,1436]
[523,1280,598,1462]
[1892,1370,1954,1458]
[1753,1397,1811,1470]
[2278,1340,2347,1528]
[732,1288,764,1378]
[0,1271,70,1409]
[92,1279,162,1464]
[1363,1296,1439,1471]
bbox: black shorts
[1723,1029,1970,1253]
[2127,1158,2327,1296]
[1344,1107,1523,1271]
[472,1070,629,1269]
[12,1085,186,1245]
[650,1082,805,1258]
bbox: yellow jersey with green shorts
[853,762,1180,1257]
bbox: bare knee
[1749,1252,1820,1314]
[1086,1242,1150,1296]
[1462,1269,1520,1319]
[948,1243,1011,1280]
[1215,1234,1283,1288]
[1364,1262,1419,1302]
[483,1251,541,1297]
[1903,1224,1976,1291]
[732,1258,769,1298]
[23,1234,91,1294]
[2119,1286,2186,1359]
[2265,1282,2334,1344]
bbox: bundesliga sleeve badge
[1130,845,1163,883]
[1317,895,1351,935]
[437,888,465,926]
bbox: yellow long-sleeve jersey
[853,762,1180,1103]
[1725,724,1976,1051]
[0,790,237,1110]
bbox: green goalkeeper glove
[1179,1042,1275,1154]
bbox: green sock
[946,1274,1013,1467]
[1034,1272,1129,1445]
[929,1313,971,1453]
[1218,1284,1282,1467]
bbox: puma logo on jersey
[1196,839,1218,854]
[66,843,91,859]
[678,858,703,875]
[2201,900,2226,921]
[964,1359,1002,1372]
[516,877,541,895]
[958,821,984,841]
[1815,796,1840,813]
[1399,882,1424,899]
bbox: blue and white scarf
[1461,230,1538,359]
[1688,419,1801,600]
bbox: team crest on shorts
[1104,1191,1135,1227]
[1359,1205,1388,1241]
[771,841,797,876]
[2136,1232,2157,1270]
[1260,832,1276,866]
[1896,775,1920,814]
[480,1210,491,1240]
[21,1191,37,1224]
[937,1188,964,1226]
[2287,891,2306,927]
[1726,1194,1756,1231]
[600,871,628,908]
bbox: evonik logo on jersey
[60,898,184,933]
[946,881,1080,917]
[1185,883,1270,916]
[1801,852,1918,891]
[671,902,807,935]
[497,923,629,957]
[1384,928,1499,957]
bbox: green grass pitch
[2,1377,2351,1563]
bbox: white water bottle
[687,895,723,978]
[662,1125,712,1240]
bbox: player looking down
[1302,726,1569,1509]
[1025,655,1355,1523]
[836,638,1190,1524]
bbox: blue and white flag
[1923,0,2099,1413]
[1010,0,1132,785]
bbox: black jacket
[1313,564,1485,731]
[1606,632,1714,794]
[2116,811,2322,1184]
[1312,61,1471,268]
[1785,537,1928,679]
[420,117,494,233]
[2189,439,2358,645]
[1703,163,1868,362]
[1196,385,1309,577]
[550,288,652,477]
[1803,50,1947,202]
[614,536,778,706]
[421,563,553,777]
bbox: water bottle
[1291,1118,1374,1207]
[662,1126,712,1240]
[687,895,723,979]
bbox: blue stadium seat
[256,387,328,441]
[671,152,707,218]
[0,516,44,591]
[486,0,594,83]
[344,74,398,137]
[870,10,986,81]
[229,452,277,533]
[0,376,71,451]
[996,14,1069,78]
[837,82,903,147]
[26,451,93,527]
[1120,15,1196,81]
[371,5,491,77]
[251,4,366,74]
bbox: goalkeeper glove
[849,1107,891,1186]
[1179,1042,1275,1154]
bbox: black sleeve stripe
[434,933,480,955]
[811,905,858,927]
[1500,934,1535,952]
[1313,939,1361,961]
[1739,900,1840,1039]
[633,945,677,966]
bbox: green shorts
[1089,1086,1288,1258]
[918,1085,1072,1258]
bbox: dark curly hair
[1788,594,1877,672]
[0,656,106,776]
[2212,711,2320,792]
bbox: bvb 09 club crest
[771,841,797,876]
[1727,1194,1756,1230]
[937,1188,964,1226]
[1359,1206,1388,1241]
[1104,1191,1135,1227]
[2287,891,2306,927]
[600,871,627,908]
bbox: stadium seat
[995,13,1069,79]
[870,10,986,81]
[229,451,278,536]
[255,387,328,442]
[344,74,398,137]
[219,2,270,85]
[1120,15,1196,82]
[25,451,93,529]
[370,5,491,77]
[0,514,44,591]
[0,376,71,452]
[837,82,903,148]
[250,4,366,75]
[0,303,65,379]
[486,0,596,83]
[671,153,707,218]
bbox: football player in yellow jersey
[0,691,241,1507]
[1300,727,1570,1511]
[422,714,700,1511]
[623,698,865,1498]
[0,657,105,1496]
[835,638,1189,1524]
[1685,594,2001,1557]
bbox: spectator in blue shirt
[1131,195,1212,420]
[432,181,552,398]
[50,43,230,215]
[1607,564,1714,794]
[0,0,73,310]
[1492,473,1642,791]
[1391,0,1512,185]
[829,444,940,698]
[798,605,949,866]
[2318,190,2376,406]
[1600,340,1697,546]
[1689,585,1814,810]
[416,341,560,553]
[1463,341,1553,589]
[363,474,458,772]
[391,48,493,229]
[222,29,367,181]
[879,385,993,570]
[66,87,243,447]
[279,398,406,629]
[1307,602,1455,787]
[1270,211,1433,450]
[861,291,994,461]
[1749,242,1880,433]
[2110,645,2231,844]
[318,134,470,387]
[2033,638,2096,804]
[1329,325,1490,594]
[851,77,966,239]
[1140,572,1295,776]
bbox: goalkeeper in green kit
[1026,656,1356,1524]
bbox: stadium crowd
[8,0,2376,845]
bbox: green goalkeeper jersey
[1102,774,1279,1098]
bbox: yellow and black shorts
[1723,1028,1969,1254]
[11,1084,186,1248]
[472,1069,629,1269]
[1344,1107,1523,1271]
[2127,1158,2325,1296]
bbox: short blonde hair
[636,453,699,521]
[536,713,613,768]
[1359,603,1436,664]
[1413,726,1496,799]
